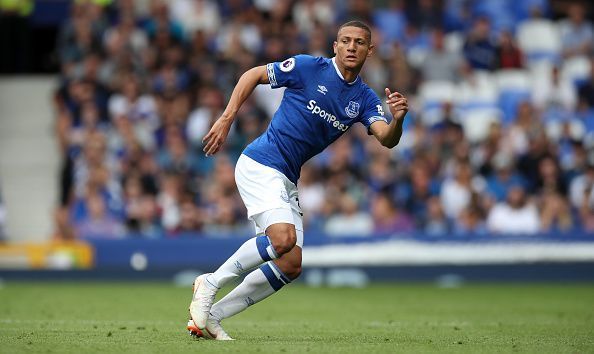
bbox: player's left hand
[202,116,233,156]
[385,88,408,121]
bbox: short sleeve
[359,90,390,131]
[266,54,317,90]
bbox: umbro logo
[317,85,328,95]
[234,260,243,271]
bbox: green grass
[0,282,593,353]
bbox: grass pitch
[0,282,593,353]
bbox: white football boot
[189,274,218,329]
[186,318,234,340]
[204,317,234,341]
[186,319,205,338]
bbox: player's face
[333,27,373,70]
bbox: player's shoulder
[279,54,329,73]
[358,80,381,103]
[294,54,330,66]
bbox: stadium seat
[495,69,532,125]
[458,107,503,143]
[516,19,561,64]
[457,71,498,112]
[545,119,586,142]
[418,81,457,126]
[561,56,592,87]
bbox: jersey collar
[332,57,359,85]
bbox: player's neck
[341,68,359,83]
[332,57,359,84]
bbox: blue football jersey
[243,55,389,184]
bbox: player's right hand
[202,116,233,156]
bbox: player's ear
[333,41,337,55]
[367,43,375,57]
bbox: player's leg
[189,155,300,330]
[209,243,302,323]
[189,219,295,329]
[207,205,304,329]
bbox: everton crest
[345,101,360,118]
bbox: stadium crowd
[53,0,594,239]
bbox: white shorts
[235,154,304,247]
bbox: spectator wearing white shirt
[169,0,221,38]
[532,65,577,111]
[325,194,373,237]
[569,163,594,210]
[487,184,540,234]
[559,3,593,59]
[441,162,485,220]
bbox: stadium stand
[48,0,594,241]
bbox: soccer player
[187,21,408,340]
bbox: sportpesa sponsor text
[306,100,350,132]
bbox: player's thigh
[273,245,302,280]
[253,208,304,249]
[235,154,292,219]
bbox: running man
[188,21,408,340]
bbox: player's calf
[273,244,302,280]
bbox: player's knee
[273,233,296,255]
[268,225,297,255]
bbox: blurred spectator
[293,0,334,35]
[569,163,594,211]
[421,28,462,82]
[441,162,485,220]
[170,0,221,37]
[174,197,203,234]
[463,17,497,70]
[157,173,182,233]
[577,57,594,109]
[298,164,326,227]
[503,101,539,156]
[372,0,407,47]
[406,0,442,31]
[187,86,225,148]
[517,131,552,192]
[75,191,125,239]
[496,30,523,69]
[144,0,184,44]
[485,153,526,202]
[108,74,158,149]
[325,194,373,236]
[423,196,449,236]
[532,65,577,112]
[455,205,487,236]
[487,185,540,234]
[371,192,414,234]
[559,2,593,59]
[398,161,440,226]
[535,156,567,195]
[540,192,574,233]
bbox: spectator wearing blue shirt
[463,17,497,70]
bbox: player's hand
[202,116,233,156]
[385,88,408,121]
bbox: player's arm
[369,88,408,149]
[202,65,269,156]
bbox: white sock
[208,235,278,288]
[210,261,290,321]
